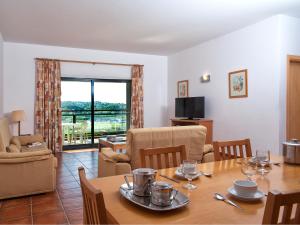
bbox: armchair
[0,117,57,199]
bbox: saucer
[228,187,264,201]
[175,168,202,180]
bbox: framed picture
[177,80,189,98]
[228,69,248,98]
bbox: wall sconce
[201,74,211,83]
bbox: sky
[61,81,126,103]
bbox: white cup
[233,180,257,197]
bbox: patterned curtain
[34,59,62,153]
[130,65,144,128]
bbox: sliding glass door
[61,78,131,150]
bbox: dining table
[89,155,300,224]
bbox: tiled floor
[0,149,99,225]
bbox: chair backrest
[212,138,252,161]
[78,167,107,225]
[127,126,207,169]
[262,190,300,224]
[140,145,187,169]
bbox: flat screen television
[175,97,205,119]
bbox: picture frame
[177,80,189,98]
[228,69,248,98]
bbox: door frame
[286,55,300,139]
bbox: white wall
[168,16,283,153]
[0,33,3,116]
[278,15,300,148]
[3,43,168,135]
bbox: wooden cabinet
[171,118,213,144]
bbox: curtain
[130,65,144,128]
[34,59,62,153]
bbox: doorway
[286,55,300,140]
[61,78,131,150]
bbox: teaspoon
[201,171,212,177]
[214,193,241,209]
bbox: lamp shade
[11,110,26,122]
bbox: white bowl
[233,180,257,197]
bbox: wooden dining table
[90,155,300,224]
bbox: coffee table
[98,137,126,152]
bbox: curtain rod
[34,58,144,67]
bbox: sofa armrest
[202,144,215,163]
[17,134,44,146]
[101,148,130,162]
[98,150,131,177]
[0,150,52,163]
[203,144,213,154]
[99,151,116,177]
[115,163,132,175]
[202,152,215,163]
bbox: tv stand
[170,118,213,144]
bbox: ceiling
[0,0,299,55]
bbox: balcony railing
[62,109,128,146]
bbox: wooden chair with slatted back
[212,138,252,161]
[140,145,187,169]
[262,190,300,224]
[78,167,108,225]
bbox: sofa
[99,125,214,177]
[0,117,57,200]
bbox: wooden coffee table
[98,137,126,152]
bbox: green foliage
[62,101,126,111]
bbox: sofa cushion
[172,126,206,162]
[0,149,52,164]
[6,144,20,153]
[127,127,173,169]
[101,148,130,162]
[127,125,207,169]
[21,143,48,153]
[17,134,44,146]
[10,137,21,149]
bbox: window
[61,78,131,149]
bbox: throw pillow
[10,137,21,149]
[6,144,20,153]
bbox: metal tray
[119,183,189,211]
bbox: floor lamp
[11,110,25,136]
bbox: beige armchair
[0,118,57,199]
[98,125,214,177]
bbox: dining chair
[212,138,252,161]
[262,190,300,224]
[78,167,108,225]
[62,124,72,144]
[73,123,82,144]
[140,145,187,169]
[79,121,88,144]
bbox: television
[175,97,205,119]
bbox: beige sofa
[99,125,214,177]
[0,118,57,200]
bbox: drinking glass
[182,160,198,190]
[241,159,257,180]
[256,150,270,176]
